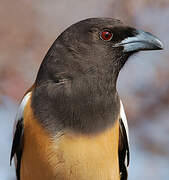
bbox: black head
[36,18,163,86]
[32,18,163,135]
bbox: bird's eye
[100,30,113,41]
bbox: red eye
[100,30,113,41]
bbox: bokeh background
[0,0,169,179]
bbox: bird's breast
[21,98,120,180]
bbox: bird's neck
[32,70,120,135]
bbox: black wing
[10,118,23,180]
[118,101,130,180]
[10,92,31,180]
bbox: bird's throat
[32,71,120,135]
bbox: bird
[10,18,163,180]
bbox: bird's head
[38,18,163,86]
[33,18,163,134]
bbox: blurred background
[0,0,169,179]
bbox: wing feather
[119,100,130,180]
[10,92,31,180]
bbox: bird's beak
[114,30,163,53]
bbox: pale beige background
[0,0,169,179]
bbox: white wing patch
[120,100,129,143]
[119,100,130,171]
[11,91,32,177]
[13,92,31,134]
